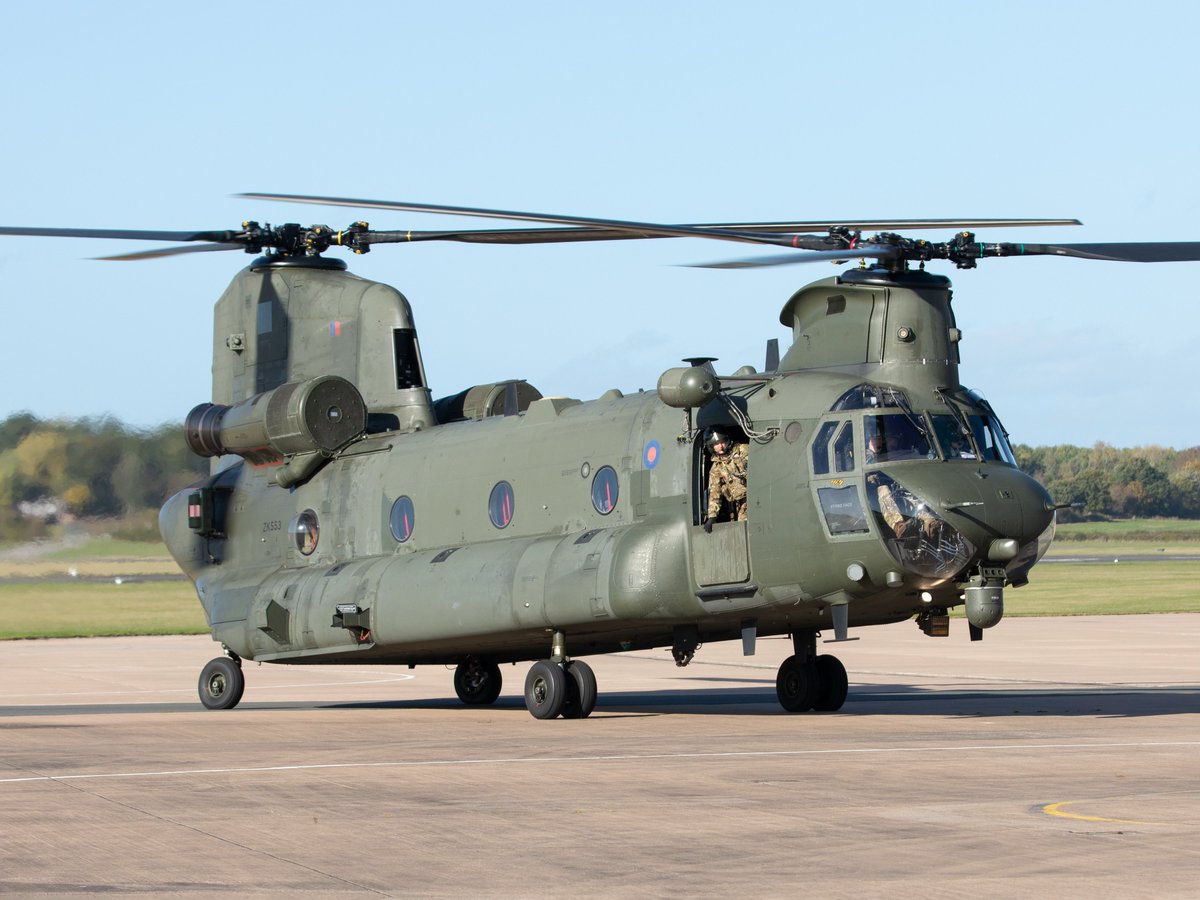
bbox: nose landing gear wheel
[524,660,568,719]
[199,656,245,710]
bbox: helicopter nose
[937,466,1054,559]
[864,465,1053,591]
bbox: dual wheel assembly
[523,659,597,719]
[775,653,848,712]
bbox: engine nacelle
[185,375,367,465]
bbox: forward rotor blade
[691,247,899,269]
[360,228,660,246]
[239,194,1080,242]
[0,226,238,243]
[1013,242,1200,262]
[360,222,1082,247]
[238,193,799,247]
[95,243,247,261]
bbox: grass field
[1054,519,1200,541]
[0,581,207,639]
[0,528,1196,638]
[986,560,1199,617]
[0,539,182,579]
[46,538,172,560]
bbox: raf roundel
[644,440,661,470]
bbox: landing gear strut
[523,631,598,719]
[775,630,847,713]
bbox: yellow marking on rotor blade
[1043,800,1167,826]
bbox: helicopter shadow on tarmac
[315,682,1200,718]
[3,682,1198,719]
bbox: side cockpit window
[833,423,855,472]
[813,420,857,474]
[811,421,838,475]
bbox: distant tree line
[1,412,1197,542]
[0,412,207,540]
[1014,443,1200,521]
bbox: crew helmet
[705,427,734,453]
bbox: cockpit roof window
[830,384,906,412]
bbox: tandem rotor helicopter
[5,196,1200,718]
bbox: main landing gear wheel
[524,660,568,719]
[775,654,847,713]
[775,655,816,712]
[812,655,849,712]
[199,656,245,710]
[454,658,503,705]
[561,660,597,719]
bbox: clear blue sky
[2,2,1197,449]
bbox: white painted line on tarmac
[2,740,1198,786]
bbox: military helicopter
[5,198,1199,719]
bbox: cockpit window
[968,414,1017,466]
[940,387,1017,467]
[864,414,933,464]
[931,414,977,460]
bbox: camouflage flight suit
[875,481,906,536]
[706,443,749,522]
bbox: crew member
[704,427,748,528]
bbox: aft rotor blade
[724,218,1082,233]
[1011,242,1200,262]
[691,247,900,269]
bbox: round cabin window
[389,495,415,542]
[290,509,320,555]
[489,481,515,529]
[591,466,618,515]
